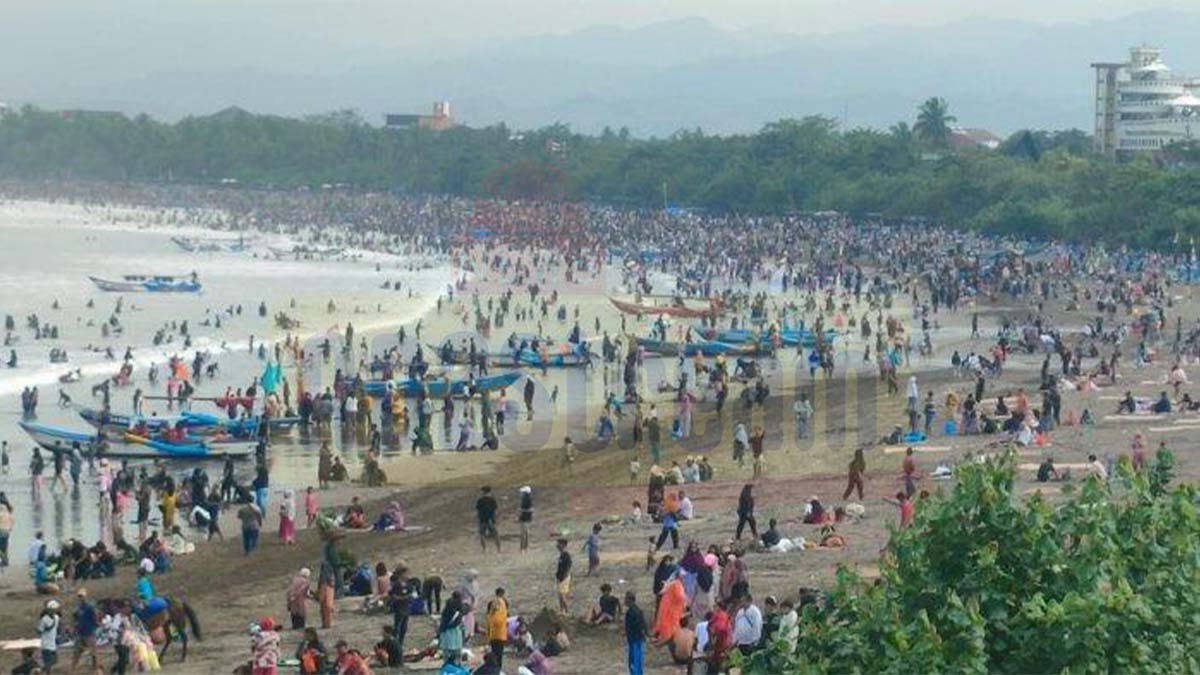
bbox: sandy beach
[1,190,1198,674]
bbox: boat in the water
[361,371,523,398]
[88,274,202,293]
[19,420,253,459]
[171,235,254,253]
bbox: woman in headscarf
[286,568,311,629]
[372,501,405,531]
[690,553,717,618]
[719,553,749,603]
[457,570,481,639]
[279,489,296,545]
[438,591,465,664]
[652,573,686,642]
[251,617,280,675]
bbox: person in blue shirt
[71,588,100,671]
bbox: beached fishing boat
[171,235,254,253]
[78,407,299,438]
[88,274,202,293]
[361,371,522,398]
[632,336,756,357]
[19,421,252,459]
[699,327,838,348]
[609,296,721,318]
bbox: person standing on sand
[485,587,509,671]
[317,443,332,490]
[561,436,576,474]
[554,538,573,614]
[518,486,533,552]
[644,407,662,466]
[524,377,536,421]
[793,394,813,441]
[304,487,319,529]
[625,592,648,675]
[843,448,866,500]
[735,484,758,540]
[476,486,500,553]
[317,560,336,629]
[238,499,263,555]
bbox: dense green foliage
[737,452,1199,674]
[2,104,1200,246]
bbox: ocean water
[0,201,455,567]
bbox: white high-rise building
[1092,47,1200,158]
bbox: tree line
[1,101,1199,247]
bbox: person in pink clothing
[279,489,296,545]
[303,487,318,529]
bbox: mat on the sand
[882,445,951,454]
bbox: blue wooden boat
[633,337,754,357]
[89,274,202,293]
[19,421,252,459]
[361,371,522,398]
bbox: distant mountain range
[4,9,1200,136]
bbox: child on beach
[629,454,641,484]
[280,489,296,544]
[583,524,602,576]
[304,487,319,529]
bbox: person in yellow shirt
[159,487,177,531]
[485,587,509,670]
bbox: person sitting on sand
[582,583,621,625]
[802,497,832,525]
[1151,391,1172,414]
[344,497,367,529]
[372,501,405,532]
[760,519,782,549]
[1117,391,1136,415]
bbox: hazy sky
[7,0,1195,49]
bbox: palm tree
[914,97,956,148]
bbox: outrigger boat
[171,235,254,253]
[361,371,522,398]
[632,336,757,357]
[88,273,202,293]
[18,420,253,459]
[698,327,838,349]
[609,296,721,319]
[78,407,299,438]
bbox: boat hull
[362,371,522,398]
[88,276,202,293]
[19,421,252,459]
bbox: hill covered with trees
[1,102,1198,247]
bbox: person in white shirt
[732,595,763,656]
[677,492,694,521]
[38,599,60,671]
[28,531,45,568]
[777,599,799,652]
[1087,454,1108,481]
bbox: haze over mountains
[3,8,1198,136]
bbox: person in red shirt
[885,491,914,528]
[332,640,370,675]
